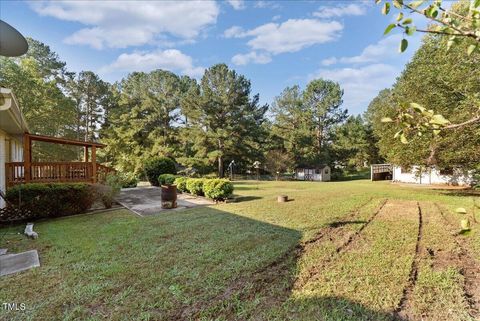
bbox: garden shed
[295,165,331,182]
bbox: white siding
[393,166,474,186]
[0,132,5,208]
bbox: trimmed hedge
[174,177,188,192]
[182,178,234,200]
[203,179,234,200]
[4,183,95,221]
[158,174,177,186]
[144,157,176,186]
[186,178,204,196]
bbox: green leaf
[467,44,476,56]
[474,0,480,8]
[402,18,413,25]
[399,39,408,52]
[381,117,394,122]
[430,114,450,126]
[455,207,467,214]
[382,2,391,15]
[406,26,416,36]
[409,0,425,9]
[400,133,408,144]
[396,12,404,21]
[410,102,425,112]
[393,0,403,9]
[433,129,441,136]
[394,130,402,138]
[384,23,396,35]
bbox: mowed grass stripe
[290,201,419,319]
[404,202,472,321]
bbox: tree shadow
[1,205,404,321]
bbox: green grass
[0,180,478,320]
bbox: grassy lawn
[1,180,479,321]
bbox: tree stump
[277,195,288,203]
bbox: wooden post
[84,146,89,162]
[91,145,97,183]
[23,133,31,183]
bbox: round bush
[158,174,177,186]
[174,177,188,192]
[186,178,204,196]
[203,179,234,200]
[144,157,177,186]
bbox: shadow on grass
[1,205,403,321]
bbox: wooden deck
[5,162,114,187]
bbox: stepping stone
[0,249,7,255]
[0,250,40,277]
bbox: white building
[0,88,28,208]
[392,165,475,186]
[295,165,331,182]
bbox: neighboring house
[0,88,112,208]
[295,165,331,182]
[392,165,475,186]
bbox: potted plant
[159,174,177,209]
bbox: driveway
[116,186,214,216]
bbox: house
[295,165,331,182]
[392,165,475,186]
[0,88,113,208]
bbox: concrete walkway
[116,186,214,217]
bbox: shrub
[174,176,188,192]
[144,157,177,186]
[158,174,177,186]
[186,178,204,196]
[3,183,95,222]
[119,173,138,188]
[203,179,234,200]
[92,173,123,208]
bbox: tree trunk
[218,155,224,178]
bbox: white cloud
[227,0,245,10]
[232,52,272,65]
[100,49,204,78]
[223,26,245,38]
[229,19,343,55]
[254,1,281,9]
[321,57,338,66]
[313,3,367,19]
[272,15,281,21]
[30,1,219,49]
[311,64,398,113]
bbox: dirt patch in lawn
[434,203,480,319]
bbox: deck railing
[5,162,115,187]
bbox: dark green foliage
[174,177,188,192]
[203,179,234,200]
[367,33,480,168]
[186,178,204,196]
[5,183,95,220]
[144,157,177,186]
[158,174,177,186]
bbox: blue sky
[1,0,424,114]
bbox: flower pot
[161,184,177,209]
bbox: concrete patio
[116,186,214,216]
